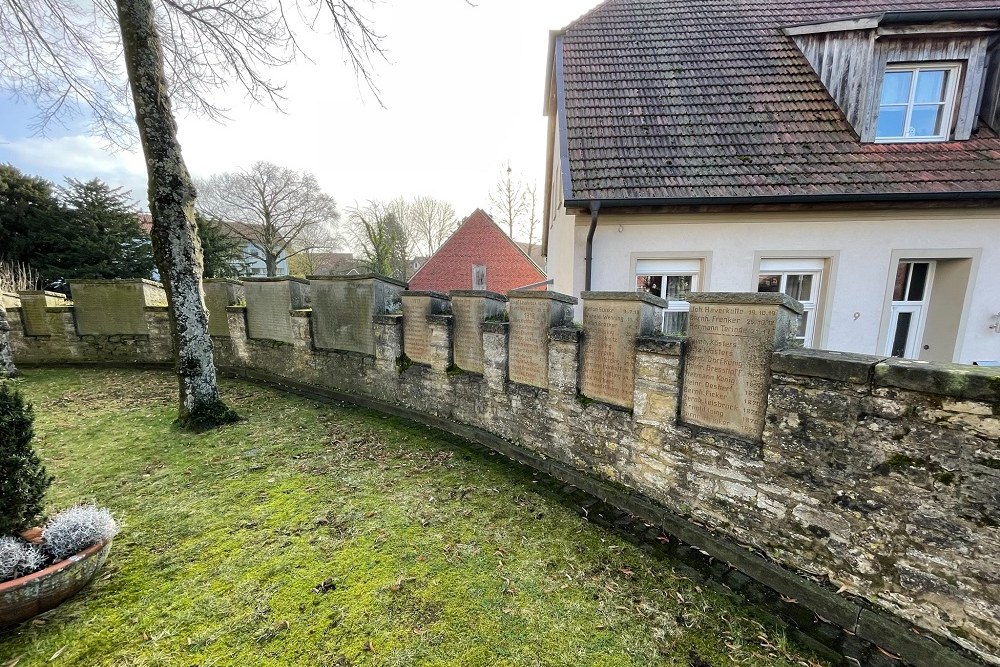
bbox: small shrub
[0,536,44,582]
[0,383,53,535]
[42,505,119,562]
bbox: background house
[408,209,546,292]
[544,0,1000,364]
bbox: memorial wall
[5,279,1000,667]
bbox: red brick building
[407,209,545,293]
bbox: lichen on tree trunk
[0,302,19,378]
[115,0,237,429]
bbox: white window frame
[635,258,701,334]
[758,258,824,347]
[883,261,935,359]
[875,62,961,143]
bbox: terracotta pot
[0,540,112,626]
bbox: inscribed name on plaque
[452,298,485,373]
[508,299,551,388]
[680,304,777,440]
[580,301,640,409]
[402,297,433,365]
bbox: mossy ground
[0,369,829,667]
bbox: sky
[0,0,600,234]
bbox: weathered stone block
[311,274,406,355]
[401,292,449,366]
[16,291,66,337]
[243,277,309,343]
[70,279,166,335]
[875,358,1000,403]
[507,290,576,389]
[580,291,665,409]
[203,280,245,337]
[450,290,506,373]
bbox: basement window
[875,63,961,142]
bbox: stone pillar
[203,279,245,337]
[401,291,450,366]
[69,279,167,335]
[634,337,685,427]
[481,321,509,391]
[16,291,67,337]
[507,290,577,389]
[374,314,404,373]
[680,292,803,441]
[548,327,581,394]
[449,290,507,373]
[428,314,453,373]
[310,274,407,355]
[579,291,666,409]
[0,300,16,378]
[243,277,310,344]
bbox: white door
[884,261,934,359]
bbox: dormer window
[875,63,961,142]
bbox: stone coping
[290,309,312,318]
[18,290,67,298]
[203,278,244,285]
[402,290,450,300]
[306,273,408,288]
[772,349,885,385]
[508,289,577,305]
[449,290,508,301]
[45,306,74,313]
[373,314,402,325]
[427,313,453,324]
[687,291,804,314]
[875,357,1000,402]
[636,336,684,356]
[69,278,163,287]
[581,291,668,307]
[550,326,582,343]
[225,305,247,312]
[242,276,310,285]
[480,321,509,334]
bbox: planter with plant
[0,383,119,626]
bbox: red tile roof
[407,209,546,293]
[557,0,1000,203]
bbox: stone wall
[6,282,1000,666]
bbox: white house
[543,0,1000,364]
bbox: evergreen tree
[0,165,66,281]
[197,214,244,279]
[0,383,52,535]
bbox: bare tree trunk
[116,0,237,429]
[266,254,278,277]
[0,302,18,378]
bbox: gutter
[565,189,1000,211]
[584,201,600,291]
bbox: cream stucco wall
[547,207,1000,363]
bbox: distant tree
[524,183,540,256]
[409,196,458,257]
[197,214,244,279]
[199,162,340,277]
[489,163,528,240]
[51,178,154,281]
[0,165,65,279]
[348,201,409,279]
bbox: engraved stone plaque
[450,291,507,374]
[580,292,665,409]
[70,280,154,335]
[203,280,244,337]
[402,292,449,365]
[680,293,803,441]
[17,291,65,337]
[508,291,576,388]
[311,275,406,355]
[244,278,309,343]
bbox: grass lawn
[0,369,829,667]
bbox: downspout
[584,201,601,291]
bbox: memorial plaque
[71,280,151,335]
[203,280,244,337]
[244,278,309,343]
[402,292,448,366]
[580,292,665,409]
[450,291,506,373]
[17,291,64,337]
[680,294,802,441]
[508,291,575,388]
[311,275,406,355]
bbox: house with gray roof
[543,0,1000,363]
